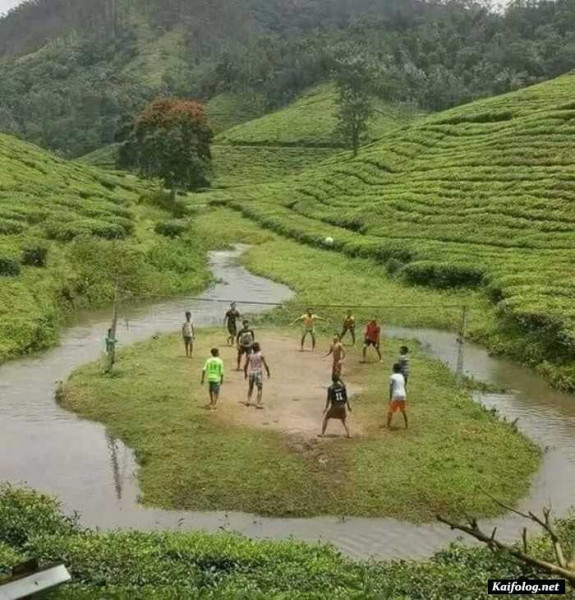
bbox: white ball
[324,236,334,246]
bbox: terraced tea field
[205,74,575,389]
[0,133,208,361]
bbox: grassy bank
[0,133,211,363]
[1,485,573,599]
[62,321,538,521]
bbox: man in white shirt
[387,363,408,429]
[182,311,196,358]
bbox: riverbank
[61,324,539,521]
[2,485,572,599]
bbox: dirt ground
[214,333,364,438]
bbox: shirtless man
[340,311,356,345]
[324,334,346,379]
[244,342,271,409]
[290,308,327,351]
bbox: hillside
[0,0,574,158]
[206,73,575,389]
[0,133,209,362]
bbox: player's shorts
[249,371,263,390]
[388,398,406,413]
[332,361,343,378]
[364,338,379,347]
[342,324,355,331]
[303,327,315,334]
[238,345,253,356]
[326,405,347,420]
[228,324,237,337]
[209,381,221,395]
[183,335,193,343]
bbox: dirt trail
[216,334,363,438]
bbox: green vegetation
[1,0,574,158]
[2,485,574,599]
[192,73,575,391]
[216,84,418,148]
[0,132,209,362]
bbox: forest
[0,0,574,157]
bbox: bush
[139,190,188,218]
[0,219,25,235]
[385,257,404,276]
[403,261,484,289]
[22,243,49,267]
[88,222,127,240]
[154,219,188,238]
[0,256,21,276]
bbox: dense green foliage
[1,0,574,157]
[118,98,213,193]
[1,485,573,599]
[195,74,575,391]
[0,132,210,362]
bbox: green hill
[0,133,208,362]
[207,73,575,389]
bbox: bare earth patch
[214,333,364,438]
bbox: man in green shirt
[201,348,224,410]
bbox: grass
[4,486,574,600]
[62,322,538,521]
[191,73,575,391]
[0,133,210,362]
[216,83,421,148]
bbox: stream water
[1,247,574,560]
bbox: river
[1,247,574,560]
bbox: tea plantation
[205,73,575,390]
[0,133,209,362]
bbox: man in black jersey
[320,376,352,438]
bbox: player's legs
[256,375,264,407]
[342,416,351,439]
[247,374,255,404]
[375,343,382,362]
[320,415,329,436]
[311,331,316,351]
[237,347,243,370]
[362,340,368,362]
[301,330,310,350]
[351,328,356,345]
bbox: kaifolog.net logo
[488,579,565,595]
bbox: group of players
[185,302,410,437]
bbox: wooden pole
[456,305,468,385]
[106,285,119,373]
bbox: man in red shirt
[362,317,382,363]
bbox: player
[244,342,271,409]
[388,363,408,429]
[236,320,255,370]
[201,348,224,411]
[340,311,356,345]
[324,334,346,379]
[320,376,352,438]
[224,302,241,346]
[182,311,195,358]
[290,308,327,351]
[362,317,382,363]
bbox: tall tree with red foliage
[119,98,213,197]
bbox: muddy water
[1,247,575,560]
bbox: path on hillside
[216,333,363,438]
[2,247,575,560]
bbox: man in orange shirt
[362,317,382,363]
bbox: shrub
[22,243,49,267]
[403,261,484,289]
[88,222,127,240]
[385,257,404,276]
[139,190,188,218]
[0,219,25,235]
[154,219,188,238]
[0,256,21,276]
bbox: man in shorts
[340,311,356,345]
[244,342,271,409]
[224,302,241,346]
[290,308,327,351]
[320,376,351,438]
[387,363,408,429]
[182,311,196,358]
[201,348,224,411]
[236,319,255,370]
[324,334,346,379]
[362,317,382,363]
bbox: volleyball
[324,236,334,246]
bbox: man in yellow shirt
[290,308,327,352]
[201,348,224,411]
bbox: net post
[456,305,469,386]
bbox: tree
[119,98,213,197]
[333,56,374,157]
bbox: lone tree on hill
[119,98,212,198]
[334,57,374,157]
